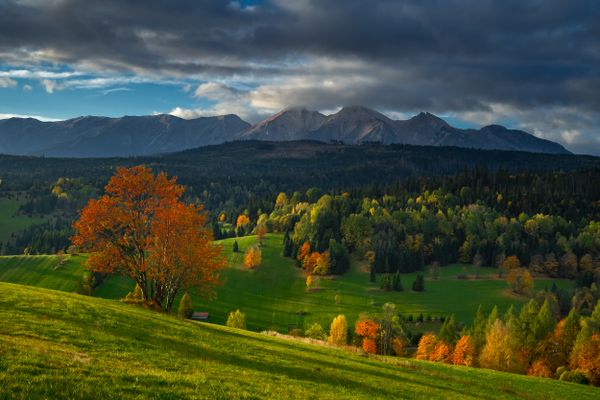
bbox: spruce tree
[439,315,458,344]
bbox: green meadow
[0,233,574,333]
[0,281,595,400]
[0,197,45,244]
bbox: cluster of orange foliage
[416,334,475,366]
[236,214,250,228]
[451,335,475,366]
[72,166,225,312]
[244,246,262,269]
[355,319,380,354]
[297,242,330,275]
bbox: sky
[0,0,599,154]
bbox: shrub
[226,309,246,330]
[124,283,144,303]
[232,240,239,253]
[559,369,590,385]
[391,337,406,356]
[528,360,552,378]
[305,323,327,340]
[177,292,193,320]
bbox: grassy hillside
[0,234,574,333]
[200,234,573,331]
[0,254,86,292]
[0,282,596,400]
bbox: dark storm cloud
[1,0,599,151]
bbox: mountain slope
[0,114,250,157]
[239,107,326,141]
[0,107,570,157]
[0,282,594,400]
[308,106,401,143]
[242,107,570,154]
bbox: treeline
[2,219,71,255]
[414,297,600,386]
[263,186,600,283]
[2,143,600,258]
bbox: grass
[0,197,45,244]
[0,254,86,292]
[0,281,597,400]
[186,234,573,331]
[0,233,575,333]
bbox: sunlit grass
[0,282,595,400]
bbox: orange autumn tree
[236,214,250,228]
[356,319,380,354]
[244,246,262,269]
[415,333,438,360]
[298,242,311,262]
[430,341,452,363]
[452,335,475,366]
[72,166,225,312]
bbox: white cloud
[0,78,17,88]
[0,113,62,121]
[0,69,82,79]
[100,87,134,95]
[41,79,60,93]
[23,84,33,92]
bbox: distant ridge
[0,106,570,157]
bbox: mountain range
[0,106,570,157]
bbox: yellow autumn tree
[244,246,262,269]
[306,275,313,289]
[479,319,519,372]
[313,252,330,275]
[275,192,288,207]
[328,315,347,346]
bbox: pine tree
[282,231,292,257]
[177,292,193,320]
[393,271,403,291]
[232,240,239,253]
[470,305,487,352]
[439,315,458,345]
[412,274,425,292]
